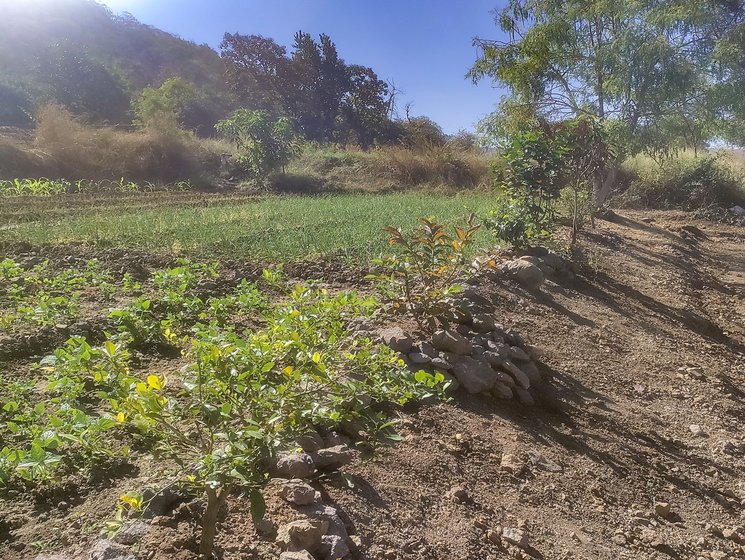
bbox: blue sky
[99,0,507,133]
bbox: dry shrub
[28,104,226,183]
[616,151,745,210]
[379,145,489,189]
[288,144,490,192]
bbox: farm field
[0,190,744,559]
[0,191,494,262]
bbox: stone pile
[382,310,543,405]
[497,248,573,289]
[263,430,358,560]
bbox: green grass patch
[0,192,495,261]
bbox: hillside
[0,0,231,127]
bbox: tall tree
[220,31,392,145]
[220,33,288,113]
[469,0,716,153]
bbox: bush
[617,152,745,210]
[215,109,299,183]
[285,145,490,193]
[0,104,230,183]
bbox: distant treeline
[0,0,457,148]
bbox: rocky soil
[2,209,744,560]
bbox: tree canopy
[470,0,745,153]
[220,31,393,145]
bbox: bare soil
[1,209,744,560]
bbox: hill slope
[0,0,230,127]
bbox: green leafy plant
[114,279,443,557]
[215,109,299,182]
[369,216,481,329]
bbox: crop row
[0,178,194,197]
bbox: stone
[324,431,351,448]
[279,480,318,506]
[451,356,497,394]
[297,504,348,542]
[501,527,529,548]
[312,445,356,469]
[653,501,671,518]
[430,356,453,371]
[408,352,431,364]
[500,453,524,475]
[89,540,136,560]
[482,350,504,368]
[527,450,563,473]
[722,528,745,544]
[504,328,526,347]
[276,518,329,552]
[472,313,497,333]
[419,342,438,358]
[112,521,150,545]
[296,431,325,453]
[504,259,545,289]
[730,204,745,216]
[514,388,535,406]
[508,346,530,362]
[279,552,315,560]
[611,534,627,546]
[432,329,473,355]
[540,251,566,271]
[689,424,705,437]
[272,452,316,479]
[520,360,542,385]
[319,534,351,560]
[141,485,187,517]
[447,485,468,502]
[492,382,514,400]
[380,326,413,353]
[502,360,531,390]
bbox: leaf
[147,375,164,390]
[249,489,266,524]
[311,352,321,364]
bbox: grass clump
[283,144,490,192]
[616,152,745,210]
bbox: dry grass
[1,105,230,184]
[615,150,745,210]
[282,144,491,192]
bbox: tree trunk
[199,487,228,559]
[594,166,618,209]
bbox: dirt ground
[1,209,744,560]
[315,210,745,560]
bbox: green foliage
[220,31,393,145]
[369,216,481,330]
[0,1,232,127]
[484,196,552,248]
[133,78,199,130]
[469,0,745,155]
[216,109,299,181]
[486,127,566,247]
[0,257,116,332]
[0,260,445,558]
[0,178,194,197]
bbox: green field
[0,192,495,261]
